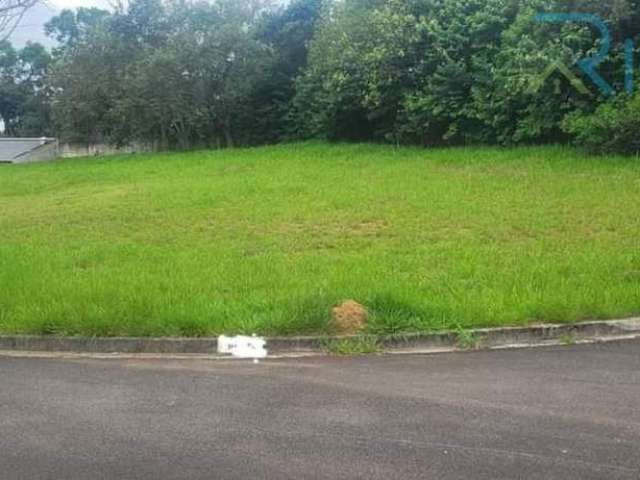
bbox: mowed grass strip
[1,142,639,337]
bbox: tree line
[1,0,639,153]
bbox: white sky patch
[9,0,112,46]
[52,0,113,9]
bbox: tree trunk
[223,121,234,148]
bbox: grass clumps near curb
[322,336,382,356]
[454,325,481,350]
[559,333,578,346]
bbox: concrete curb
[0,318,639,355]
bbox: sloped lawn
[1,142,639,336]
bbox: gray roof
[0,138,56,161]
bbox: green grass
[559,333,578,346]
[323,336,382,356]
[1,142,639,337]
[454,325,480,350]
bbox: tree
[292,0,518,144]
[50,0,276,148]
[0,39,51,136]
[0,0,39,41]
[45,7,110,53]
[245,0,325,144]
[292,0,422,141]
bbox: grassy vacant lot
[1,142,639,337]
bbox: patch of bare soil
[331,300,368,335]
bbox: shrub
[563,94,640,155]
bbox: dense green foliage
[45,0,323,148]
[0,40,51,136]
[294,0,640,147]
[2,0,640,152]
[1,143,640,336]
[564,93,640,154]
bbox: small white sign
[218,335,268,359]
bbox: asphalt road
[1,341,639,480]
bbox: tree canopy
[0,39,51,135]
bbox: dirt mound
[331,300,368,335]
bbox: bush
[563,94,640,155]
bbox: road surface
[1,341,639,479]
